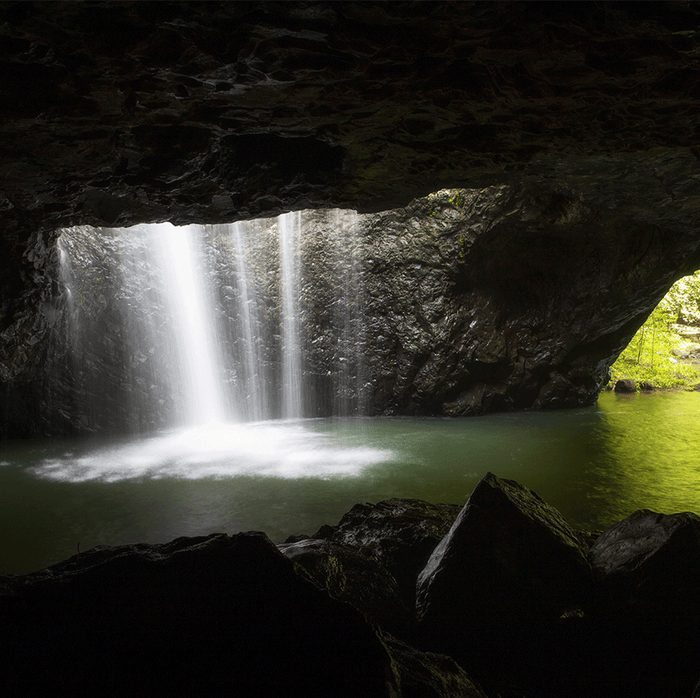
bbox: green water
[2,390,700,575]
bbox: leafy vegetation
[610,272,700,390]
[662,271,700,325]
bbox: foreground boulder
[5,485,700,697]
[384,635,488,698]
[278,537,415,640]
[0,532,400,697]
[587,509,700,697]
[311,497,462,608]
[416,472,592,691]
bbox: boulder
[613,378,636,393]
[587,509,700,697]
[0,532,401,697]
[278,537,415,640]
[383,634,488,698]
[312,497,462,607]
[415,472,592,690]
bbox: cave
[3,3,700,697]
[3,1,700,436]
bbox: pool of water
[2,390,700,575]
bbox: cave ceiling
[1,1,700,237]
[3,1,700,426]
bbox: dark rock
[639,379,655,391]
[415,472,592,690]
[278,537,415,640]
[3,4,700,432]
[383,634,488,698]
[586,509,700,697]
[0,532,401,697]
[613,378,636,393]
[313,497,463,608]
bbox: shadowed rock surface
[416,472,593,692]
[309,496,463,608]
[0,529,488,698]
[0,532,401,697]
[3,482,700,697]
[586,509,700,697]
[4,3,700,433]
[278,537,415,641]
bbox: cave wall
[4,187,694,437]
[3,2,700,434]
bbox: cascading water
[230,221,268,421]
[57,210,369,430]
[279,211,303,419]
[149,224,229,425]
[0,211,398,576]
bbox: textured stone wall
[5,187,696,436]
[3,2,700,433]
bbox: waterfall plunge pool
[2,390,700,575]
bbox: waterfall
[332,209,364,416]
[231,222,267,421]
[279,212,303,420]
[149,224,228,425]
[57,210,366,433]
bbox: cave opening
[2,193,700,579]
[609,270,700,392]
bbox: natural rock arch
[2,1,700,435]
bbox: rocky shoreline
[2,472,699,697]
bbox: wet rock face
[3,185,700,436]
[308,496,463,608]
[3,2,700,429]
[360,188,690,415]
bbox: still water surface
[2,390,700,575]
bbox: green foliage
[610,302,699,389]
[660,270,700,325]
[458,233,466,263]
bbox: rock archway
[2,2,700,435]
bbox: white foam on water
[30,421,392,483]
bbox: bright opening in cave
[5,195,700,579]
[609,271,700,391]
[56,211,366,432]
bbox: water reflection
[3,392,700,575]
[583,391,700,527]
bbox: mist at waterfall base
[49,215,382,468]
[3,218,700,574]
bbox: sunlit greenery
[662,270,700,325]
[610,273,700,389]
